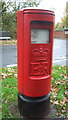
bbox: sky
[5,0,67,23]
[38,0,67,23]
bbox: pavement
[0,38,68,68]
[53,38,68,66]
[1,45,17,68]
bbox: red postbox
[17,9,55,118]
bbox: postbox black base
[18,93,50,118]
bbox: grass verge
[51,66,67,118]
[0,40,17,45]
[0,66,67,119]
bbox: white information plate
[31,29,50,44]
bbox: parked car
[0,31,11,40]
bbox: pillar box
[17,9,55,118]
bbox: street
[0,38,68,68]
[53,38,68,66]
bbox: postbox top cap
[19,7,55,15]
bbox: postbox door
[30,21,51,76]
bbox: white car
[0,31,11,40]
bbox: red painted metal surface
[17,9,55,97]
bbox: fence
[54,31,68,39]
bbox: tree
[61,16,68,28]
[0,0,40,38]
[55,1,68,31]
[61,1,68,28]
[0,0,17,38]
[0,1,2,30]
[55,22,64,31]
[17,0,39,10]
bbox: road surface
[0,38,68,68]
